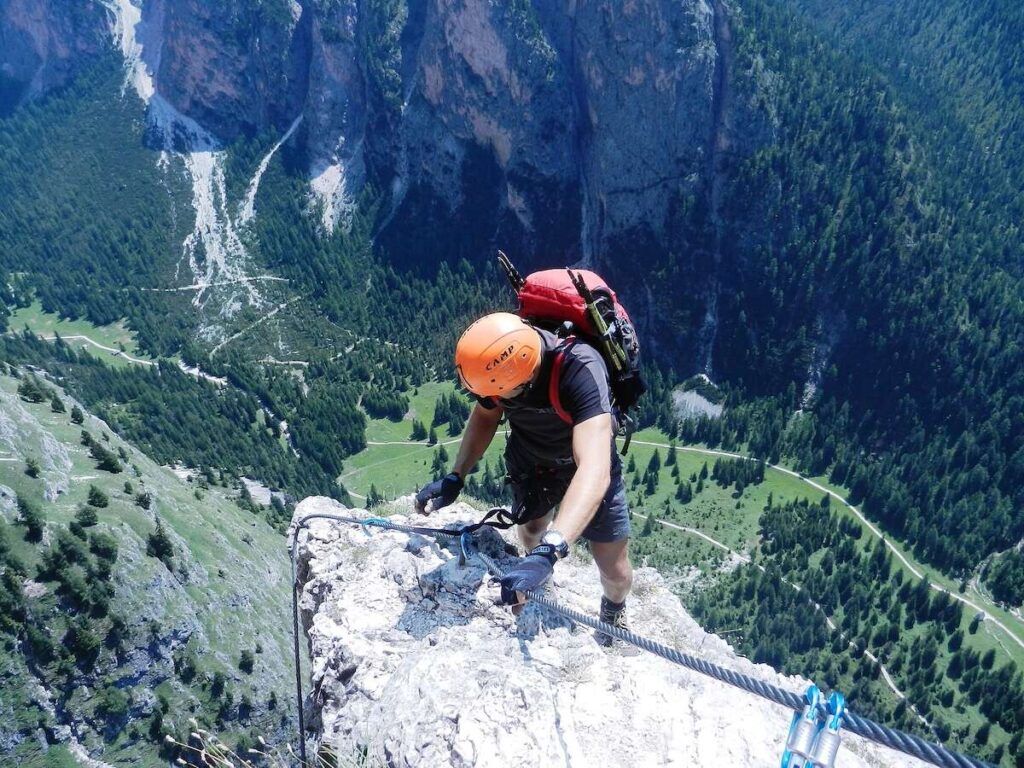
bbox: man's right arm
[452,402,503,478]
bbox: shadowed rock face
[292,496,925,768]
[368,0,726,276]
[150,0,309,140]
[0,0,108,115]
[10,0,772,365]
[6,0,747,257]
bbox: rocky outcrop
[293,496,926,767]
[0,0,109,115]
[147,0,308,140]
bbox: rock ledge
[292,496,925,767]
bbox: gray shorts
[508,457,631,543]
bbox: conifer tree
[146,518,174,569]
[410,419,427,441]
[75,506,98,527]
[17,495,43,542]
[367,484,383,508]
[87,485,109,508]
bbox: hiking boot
[595,596,629,647]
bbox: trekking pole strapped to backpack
[497,249,526,292]
[567,268,629,373]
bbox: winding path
[143,276,288,292]
[636,512,936,734]
[210,296,303,356]
[342,438,463,484]
[40,334,156,366]
[632,439,1024,655]
[34,334,230,388]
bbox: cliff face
[293,497,925,768]
[6,0,762,264]
[149,0,309,140]
[365,0,730,273]
[5,0,772,367]
[0,0,109,115]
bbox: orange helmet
[455,313,542,397]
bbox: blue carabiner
[360,517,389,536]
[458,530,475,567]
[781,685,823,768]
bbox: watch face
[542,531,569,558]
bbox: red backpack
[498,253,646,432]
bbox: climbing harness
[288,511,993,768]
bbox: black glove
[499,550,556,605]
[414,472,463,514]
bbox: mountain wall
[293,496,926,767]
[0,0,109,115]
[141,0,768,279]
[6,1,768,308]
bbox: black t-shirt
[477,329,614,468]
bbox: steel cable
[289,512,992,768]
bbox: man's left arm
[550,412,613,544]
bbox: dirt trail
[632,439,1024,656]
[638,513,936,734]
[39,335,155,365]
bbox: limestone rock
[0,0,108,113]
[140,0,305,139]
[293,496,926,768]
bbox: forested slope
[0,366,297,766]
[771,0,1024,601]
[788,0,1024,238]
[0,55,194,354]
[680,0,1024,578]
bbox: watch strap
[530,543,560,565]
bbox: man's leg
[518,509,555,552]
[590,538,633,603]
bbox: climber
[415,312,633,644]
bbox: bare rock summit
[292,496,925,768]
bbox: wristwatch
[536,530,570,562]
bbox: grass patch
[8,301,154,370]
[626,429,1024,669]
[343,383,502,505]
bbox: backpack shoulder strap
[548,336,575,425]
